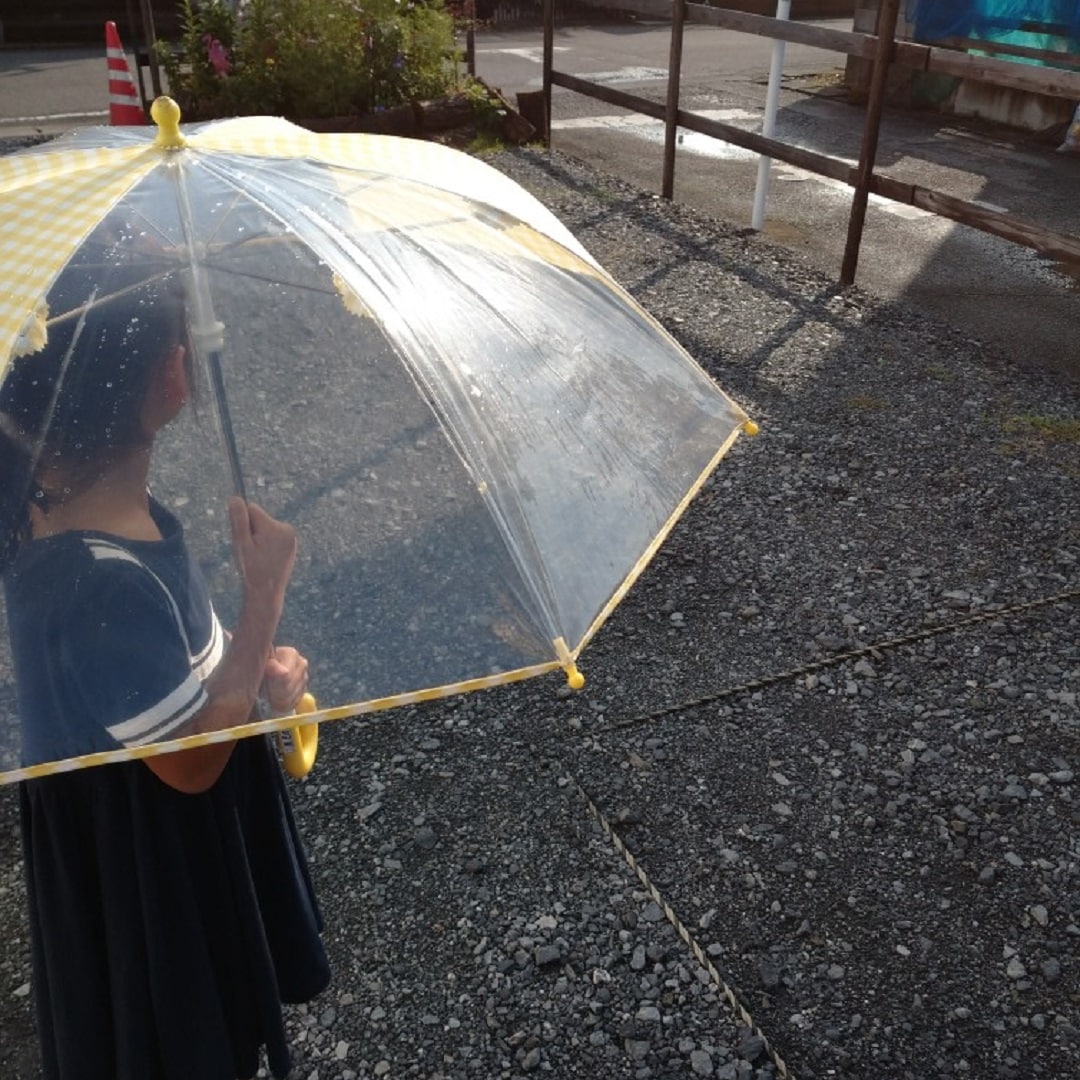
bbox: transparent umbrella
[0,97,755,784]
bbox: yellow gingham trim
[0,660,563,785]
[0,145,156,376]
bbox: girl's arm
[144,499,298,793]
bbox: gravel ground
[1,144,1078,1079]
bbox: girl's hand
[228,497,297,623]
[148,500,302,794]
[262,646,309,715]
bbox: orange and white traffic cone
[105,21,146,125]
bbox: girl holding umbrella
[0,267,330,1080]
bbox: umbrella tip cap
[151,96,186,150]
[741,419,760,436]
[552,636,585,691]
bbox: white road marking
[0,111,106,124]
[478,46,570,62]
[576,67,670,84]
[478,52,669,82]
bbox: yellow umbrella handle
[278,693,319,778]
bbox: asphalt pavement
[3,24,1079,380]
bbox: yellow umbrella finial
[553,636,586,691]
[151,96,186,150]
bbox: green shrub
[159,0,460,121]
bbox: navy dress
[7,500,330,1080]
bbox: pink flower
[202,34,232,76]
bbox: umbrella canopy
[0,98,754,783]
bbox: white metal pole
[751,0,792,231]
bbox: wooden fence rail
[538,0,1080,283]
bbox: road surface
[2,22,1078,376]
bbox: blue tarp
[908,0,1080,63]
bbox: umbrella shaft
[207,350,247,502]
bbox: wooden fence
[537,0,1080,283]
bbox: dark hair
[0,271,187,570]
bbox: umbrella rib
[198,185,250,252]
[44,270,178,328]
[110,197,185,260]
[197,262,338,298]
